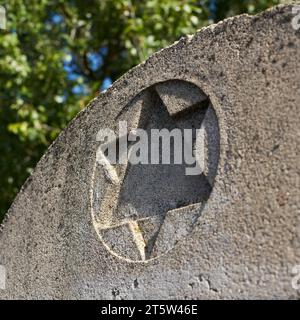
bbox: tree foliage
[0,0,281,221]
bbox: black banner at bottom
[0,300,298,318]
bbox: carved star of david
[91,80,219,262]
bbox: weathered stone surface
[0,5,300,299]
[155,80,207,116]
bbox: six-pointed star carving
[93,81,217,261]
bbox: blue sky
[52,0,217,96]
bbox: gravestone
[0,4,299,299]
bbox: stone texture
[0,4,300,299]
[155,80,207,116]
